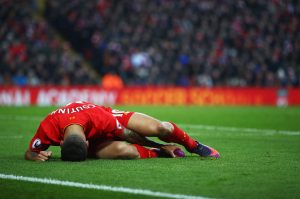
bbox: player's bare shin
[94,141,140,159]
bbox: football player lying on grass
[25,101,220,161]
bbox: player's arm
[25,129,52,162]
[121,129,184,157]
[24,149,52,162]
[121,128,164,148]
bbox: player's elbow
[24,149,34,161]
[24,150,30,160]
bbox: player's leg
[90,141,160,159]
[126,113,196,150]
[127,113,220,158]
[126,113,171,137]
[92,141,138,159]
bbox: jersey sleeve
[29,125,51,152]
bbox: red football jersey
[29,101,128,152]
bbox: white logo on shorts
[116,120,123,130]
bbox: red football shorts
[102,107,135,128]
[88,107,135,157]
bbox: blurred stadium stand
[1,0,300,87]
[0,0,98,86]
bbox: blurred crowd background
[1,0,299,87]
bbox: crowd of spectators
[0,1,98,86]
[1,0,299,87]
[45,0,300,87]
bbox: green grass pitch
[0,105,300,199]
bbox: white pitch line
[0,173,212,199]
[179,124,300,136]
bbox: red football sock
[133,144,159,159]
[159,122,197,152]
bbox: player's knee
[154,122,173,136]
[115,142,139,159]
[114,142,128,154]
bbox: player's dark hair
[61,134,87,161]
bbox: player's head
[60,134,88,161]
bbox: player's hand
[25,149,52,162]
[37,151,52,161]
[160,145,183,158]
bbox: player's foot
[192,142,220,158]
[151,148,185,158]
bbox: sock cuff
[133,144,158,159]
[169,121,177,130]
[168,121,197,152]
